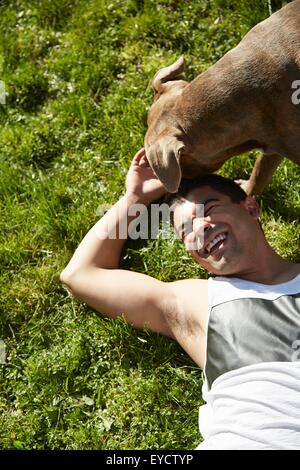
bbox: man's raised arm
[60,148,176,336]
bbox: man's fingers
[139,154,150,167]
[132,148,146,166]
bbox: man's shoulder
[169,277,209,299]
[170,276,210,287]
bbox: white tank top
[197,274,300,450]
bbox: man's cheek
[184,232,196,251]
[184,231,204,251]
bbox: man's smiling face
[172,185,261,276]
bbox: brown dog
[144,0,300,194]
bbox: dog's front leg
[239,153,283,196]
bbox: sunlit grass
[0,0,298,450]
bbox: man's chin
[196,255,237,276]
[193,242,243,276]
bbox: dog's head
[145,57,189,193]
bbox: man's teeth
[206,233,226,254]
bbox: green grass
[0,0,299,450]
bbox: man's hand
[125,148,167,204]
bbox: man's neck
[234,249,300,285]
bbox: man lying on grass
[60,148,300,450]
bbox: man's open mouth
[205,232,227,254]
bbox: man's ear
[244,196,260,219]
[146,132,184,193]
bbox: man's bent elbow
[60,266,93,301]
[60,267,79,293]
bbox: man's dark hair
[165,174,247,207]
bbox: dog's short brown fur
[145,0,300,194]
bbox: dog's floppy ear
[146,132,184,193]
[152,56,185,95]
